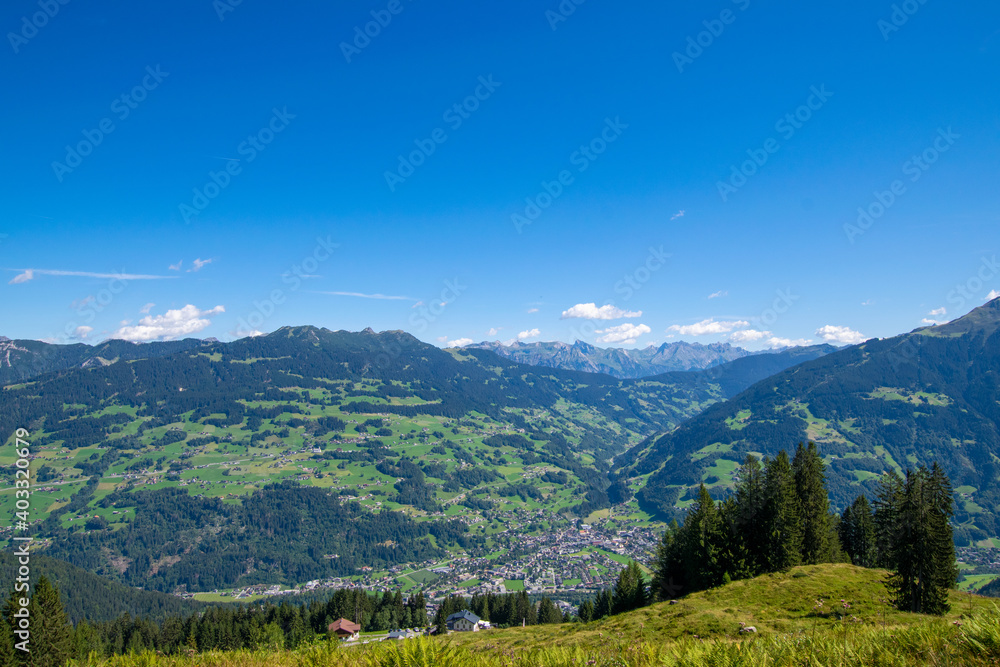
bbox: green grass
[504,580,525,591]
[77,565,1000,667]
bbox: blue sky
[2,0,999,350]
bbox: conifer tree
[0,608,15,667]
[681,485,724,591]
[611,561,647,615]
[651,520,685,601]
[577,599,594,622]
[840,495,877,567]
[763,451,803,570]
[873,469,904,568]
[23,577,71,667]
[732,454,768,574]
[890,464,957,614]
[537,597,562,624]
[792,442,831,564]
[592,590,612,619]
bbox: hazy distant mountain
[467,340,760,379]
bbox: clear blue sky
[2,0,998,349]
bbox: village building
[327,618,361,641]
[446,610,480,632]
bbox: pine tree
[873,469,904,568]
[732,454,768,574]
[890,465,957,614]
[763,451,803,571]
[793,442,831,564]
[28,576,72,667]
[0,610,15,667]
[611,561,647,615]
[537,597,562,624]
[840,495,877,567]
[651,520,685,601]
[681,485,724,591]
[592,590,612,619]
[577,600,594,622]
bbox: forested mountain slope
[621,299,1000,546]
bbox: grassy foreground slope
[78,565,1000,666]
[447,564,994,651]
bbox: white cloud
[112,304,224,342]
[73,325,94,339]
[446,338,474,347]
[140,302,155,314]
[815,325,865,345]
[921,318,945,326]
[596,323,651,344]
[766,336,813,348]
[861,299,873,306]
[188,258,213,272]
[667,318,749,336]
[561,303,642,320]
[670,210,685,220]
[730,329,771,343]
[517,328,541,341]
[987,290,999,301]
[313,291,412,301]
[527,307,539,314]
[928,307,946,317]
[168,261,183,271]
[708,290,728,299]
[487,327,502,337]
[9,269,34,284]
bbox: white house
[446,610,480,632]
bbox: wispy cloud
[730,328,770,342]
[169,261,183,271]
[487,327,502,337]
[140,302,155,314]
[7,268,178,285]
[188,258,213,272]
[526,307,539,314]
[446,337,474,347]
[670,210,685,220]
[708,290,728,299]
[987,290,1000,301]
[312,291,413,301]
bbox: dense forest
[40,482,467,593]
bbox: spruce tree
[732,454,768,574]
[611,561,647,614]
[889,465,958,614]
[651,520,685,601]
[28,576,72,667]
[681,485,724,591]
[577,600,594,622]
[792,442,831,564]
[0,610,15,667]
[592,590,612,619]
[763,451,803,571]
[873,469,903,568]
[840,495,877,567]
[537,598,562,624]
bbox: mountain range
[467,340,759,379]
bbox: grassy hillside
[447,564,993,651]
[74,565,1000,666]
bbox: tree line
[648,442,957,615]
